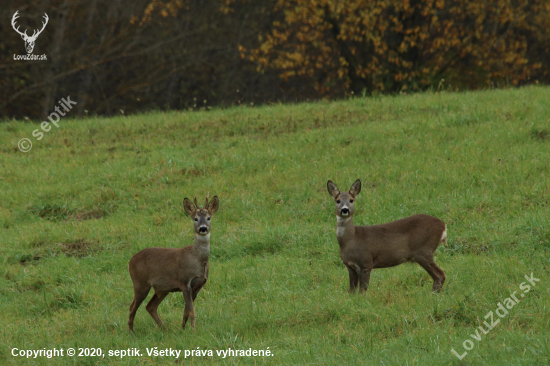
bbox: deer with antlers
[11,10,49,54]
[128,194,219,331]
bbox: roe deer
[327,179,447,293]
[128,194,219,331]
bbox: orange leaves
[139,0,183,25]
[247,0,550,94]
[238,45,246,59]
[219,0,235,14]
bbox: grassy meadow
[0,86,549,365]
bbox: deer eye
[350,199,354,203]
[194,218,198,222]
[336,200,341,204]
[207,217,211,221]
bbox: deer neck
[336,216,355,247]
[193,233,210,260]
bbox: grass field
[1,86,549,365]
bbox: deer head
[183,193,219,236]
[11,11,49,54]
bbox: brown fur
[128,195,219,331]
[328,180,446,293]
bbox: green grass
[1,86,549,365]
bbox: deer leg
[146,290,169,329]
[181,286,196,330]
[416,258,445,292]
[128,285,150,331]
[358,267,372,293]
[190,276,207,301]
[345,264,359,293]
[431,261,446,292]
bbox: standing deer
[11,11,49,54]
[327,179,447,293]
[128,194,219,331]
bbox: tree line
[1,0,549,120]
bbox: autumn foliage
[3,0,550,119]
[247,0,550,94]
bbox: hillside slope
[1,87,549,365]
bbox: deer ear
[183,198,196,216]
[207,196,219,215]
[349,179,361,197]
[327,180,340,198]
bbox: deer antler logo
[11,10,49,54]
